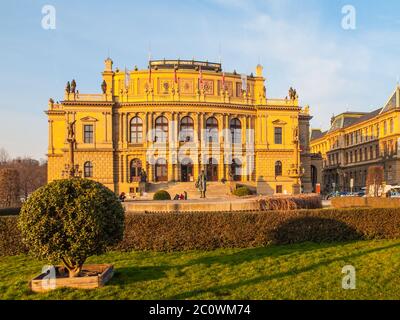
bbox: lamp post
[62,120,81,178]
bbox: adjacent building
[310,86,400,193]
[46,58,313,195]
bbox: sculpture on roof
[71,79,77,94]
[288,87,298,100]
[101,80,107,94]
[65,81,71,94]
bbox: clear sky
[1,0,400,160]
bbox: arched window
[206,117,218,143]
[155,116,169,142]
[275,161,282,177]
[130,117,143,143]
[84,161,93,178]
[230,118,242,144]
[180,116,194,142]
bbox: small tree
[18,178,124,277]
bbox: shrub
[0,216,28,255]
[258,194,322,210]
[233,186,252,197]
[18,178,124,277]
[4,207,400,255]
[153,190,171,200]
[115,207,400,251]
[331,197,400,209]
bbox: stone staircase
[138,181,234,200]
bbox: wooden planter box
[30,264,114,292]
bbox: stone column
[143,112,148,146]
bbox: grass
[1,239,400,300]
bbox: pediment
[80,116,98,122]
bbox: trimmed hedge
[3,207,400,255]
[153,190,171,200]
[0,216,28,255]
[258,194,322,210]
[233,186,252,197]
[332,197,400,209]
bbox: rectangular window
[274,127,283,144]
[276,185,283,194]
[84,125,94,143]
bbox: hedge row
[331,197,400,208]
[257,194,322,210]
[3,207,400,255]
[0,216,28,256]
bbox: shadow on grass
[168,241,400,299]
[189,217,363,267]
[110,266,168,286]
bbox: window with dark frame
[275,161,282,176]
[276,185,283,194]
[83,124,94,143]
[84,161,93,178]
[274,127,282,144]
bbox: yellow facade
[46,58,312,195]
[310,86,400,192]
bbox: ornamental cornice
[116,101,256,111]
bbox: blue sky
[1,0,400,159]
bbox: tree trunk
[62,257,85,278]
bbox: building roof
[311,86,400,142]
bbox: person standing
[196,170,207,198]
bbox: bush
[0,216,28,255]
[233,186,252,197]
[115,207,400,251]
[331,197,400,209]
[258,194,322,210]
[4,207,400,255]
[18,178,124,277]
[153,190,171,200]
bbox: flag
[148,65,152,84]
[199,66,203,90]
[174,66,178,84]
[241,74,247,92]
[124,67,130,89]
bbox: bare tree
[0,148,10,165]
[0,168,20,208]
[9,157,47,199]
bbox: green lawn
[1,240,400,300]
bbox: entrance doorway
[155,159,168,182]
[206,158,218,181]
[181,158,193,182]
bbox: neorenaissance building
[46,58,313,195]
[310,86,400,193]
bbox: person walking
[196,170,207,198]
